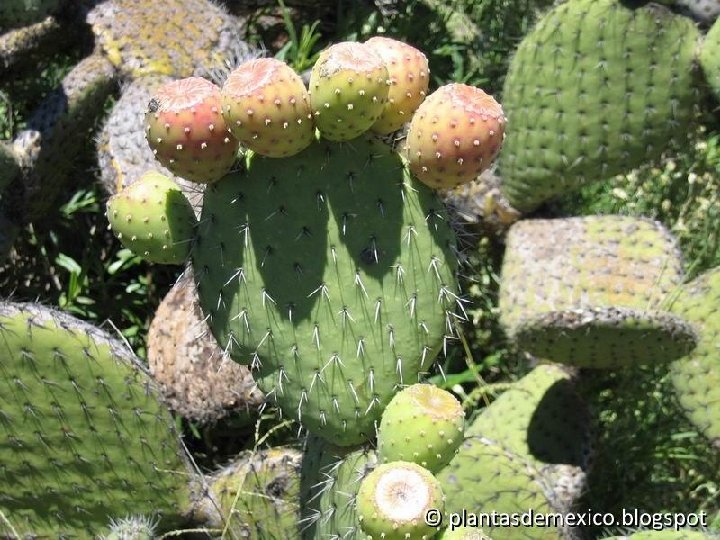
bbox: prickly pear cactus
[193,136,459,445]
[438,527,492,540]
[148,273,265,425]
[0,303,190,537]
[499,216,697,367]
[300,436,377,540]
[499,0,700,211]
[700,18,720,102]
[196,447,302,539]
[667,267,720,446]
[87,0,247,78]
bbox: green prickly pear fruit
[309,42,389,141]
[437,527,491,540]
[221,58,315,157]
[700,18,720,102]
[356,461,444,540]
[365,37,429,134]
[405,84,505,189]
[377,383,464,473]
[102,515,157,540]
[145,76,239,183]
[106,170,196,264]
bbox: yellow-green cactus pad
[499,0,700,211]
[0,303,190,537]
[499,216,696,367]
[668,267,720,446]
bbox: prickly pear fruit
[221,58,315,158]
[106,171,196,264]
[406,84,505,189]
[378,384,464,473]
[357,461,444,540]
[309,42,389,141]
[438,527,491,540]
[145,77,239,183]
[365,37,429,134]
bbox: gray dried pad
[498,216,696,367]
[148,273,265,425]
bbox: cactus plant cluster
[6,0,720,538]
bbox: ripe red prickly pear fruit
[405,83,506,189]
[145,77,239,183]
[221,58,314,158]
[309,41,389,141]
[365,37,429,134]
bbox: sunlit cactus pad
[700,17,720,102]
[668,267,720,446]
[499,0,700,211]
[499,216,696,367]
[193,136,458,445]
[0,303,190,536]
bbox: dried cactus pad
[0,303,190,537]
[499,0,699,211]
[668,268,720,446]
[148,274,264,425]
[499,216,696,367]
[700,18,720,102]
[193,136,458,445]
[87,0,246,78]
[198,447,302,539]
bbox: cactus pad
[603,531,716,540]
[0,303,190,536]
[148,274,264,425]
[193,136,459,445]
[86,0,247,78]
[700,18,720,103]
[499,0,700,211]
[668,267,720,445]
[499,216,696,367]
[200,447,302,539]
[438,527,491,540]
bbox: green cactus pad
[700,18,720,102]
[499,0,700,211]
[499,216,696,368]
[0,303,190,537]
[466,365,590,472]
[87,0,248,78]
[356,461,445,540]
[107,171,197,265]
[668,268,720,445]
[203,447,302,539]
[300,436,377,540]
[0,15,62,71]
[437,438,561,540]
[193,136,459,445]
[377,383,464,473]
